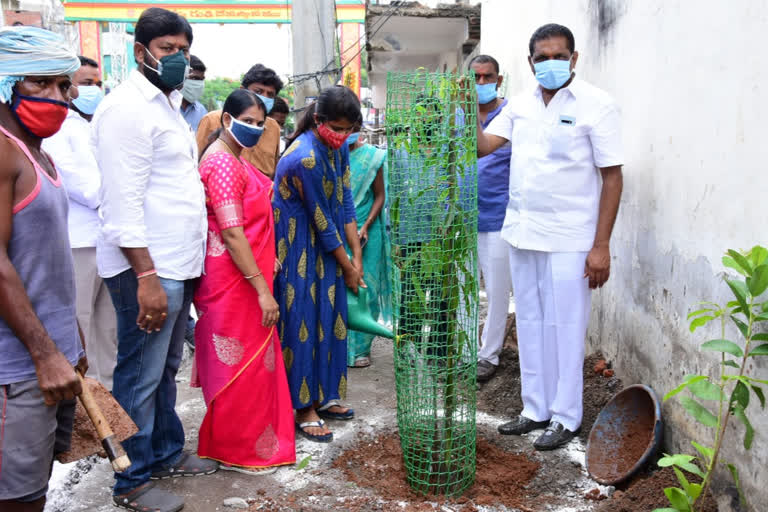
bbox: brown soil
[333,431,541,510]
[587,390,656,482]
[596,467,718,512]
[477,348,623,441]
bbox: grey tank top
[0,124,82,385]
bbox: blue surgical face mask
[533,58,573,90]
[228,117,264,148]
[255,93,274,114]
[346,133,360,146]
[475,83,498,104]
[72,85,104,115]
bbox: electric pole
[291,0,337,111]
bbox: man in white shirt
[477,23,623,450]
[91,8,216,511]
[43,56,117,391]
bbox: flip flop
[296,420,333,443]
[113,481,184,512]
[317,400,355,421]
[150,451,219,480]
[219,463,278,476]
[350,356,371,368]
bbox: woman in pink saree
[193,89,295,473]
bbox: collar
[533,76,581,99]
[483,98,508,126]
[128,69,183,109]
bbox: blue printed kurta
[273,130,356,410]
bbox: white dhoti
[72,247,118,390]
[508,247,590,431]
[477,230,513,365]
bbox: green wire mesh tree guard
[385,70,479,497]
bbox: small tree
[655,246,768,512]
[386,70,478,497]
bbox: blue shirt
[181,101,207,132]
[478,99,511,232]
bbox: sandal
[317,400,355,421]
[150,451,219,480]
[350,356,371,368]
[296,420,333,443]
[113,481,184,512]
[219,463,278,476]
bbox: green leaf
[680,397,718,427]
[749,343,768,356]
[658,453,706,479]
[731,404,754,450]
[748,264,768,297]
[749,245,768,267]
[755,312,768,322]
[688,378,725,401]
[726,279,750,318]
[723,256,748,276]
[672,467,691,496]
[652,509,681,512]
[295,455,312,471]
[727,249,753,276]
[687,308,714,320]
[691,441,713,463]
[726,463,746,505]
[689,315,714,332]
[750,384,765,409]
[752,333,768,341]
[664,375,706,401]
[722,360,740,369]
[664,487,691,511]
[731,316,750,338]
[732,380,751,409]
[700,339,743,357]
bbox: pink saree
[194,151,295,469]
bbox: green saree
[347,143,392,365]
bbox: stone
[223,497,249,509]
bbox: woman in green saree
[346,130,392,367]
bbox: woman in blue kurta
[273,86,364,442]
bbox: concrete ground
[45,333,614,512]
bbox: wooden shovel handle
[75,373,130,471]
[76,372,115,440]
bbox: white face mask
[181,78,205,103]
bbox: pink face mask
[317,123,350,150]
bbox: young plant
[653,246,768,512]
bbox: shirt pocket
[547,123,579,159]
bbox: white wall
[482,0,768,508]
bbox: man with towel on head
[0,26,87,512]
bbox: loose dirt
[333,431,541,510]
[477,348,623,442]
[596,466,718,512]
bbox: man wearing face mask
[91,7,216,512]
[196,63,283,178]
[42,56,117,392]
[0,26,87,512]
[469,54,513,384]
[477,24,623,451]
[180,55,207,132]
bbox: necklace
[217,136,238,157]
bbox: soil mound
[333,431,540,510]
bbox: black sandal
[113,482,184,512]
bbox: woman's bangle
[137,269,157,279]
[244,270,263,280]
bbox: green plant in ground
[386,69,478,496]
[654,246,768,512]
